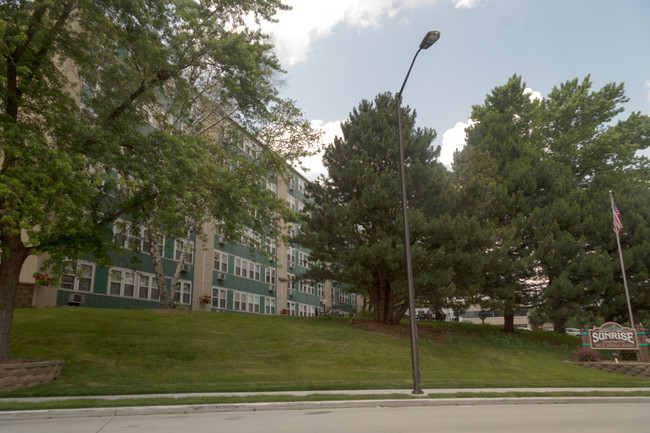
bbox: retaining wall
[0,360,65,393]
[574,361,650,379]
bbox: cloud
[524,87,543,101]
[266,0,441,66]
[297,120,343,181]
[453,0,489,8]
[646,80,650,103]
[439,119,476,168]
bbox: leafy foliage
[0,0,319,359]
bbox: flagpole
[609,190,635,330]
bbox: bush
[573,347,600,362]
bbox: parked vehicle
[566,328,580,337]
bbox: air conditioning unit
[217,272,227,280]
[288,289,295,297]
[218,236,225,244]
[320,299,325,305]
[269,285,276,293]
[68,293,85,305]
[289,181,294,191]
[181,263,191,272]
[289,262,294,269]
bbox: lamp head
[419,30,440,50]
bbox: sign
[589,322,637,350]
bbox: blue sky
[261,0,650,179]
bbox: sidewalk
[4,387,650,403]
[3,388,650,421]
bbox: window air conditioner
[269,285,275,293]
[217,272,227,280]
[288,289,295,297]
[68,293,86,305]
[181,263,191,272]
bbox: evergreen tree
[296,92,470,324]
[531,77,650,330]
[457,75,543,332]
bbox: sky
[260,0,650,180]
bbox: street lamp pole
[396,30,440,395]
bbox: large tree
[456,75,650,332]
[296,92,472,324]
[0,0,320,361]
[456,75,543,332]
[530,77,650,330]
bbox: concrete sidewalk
[2,388,650,421]
[3,387,650,402]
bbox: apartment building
[20,161,359,318]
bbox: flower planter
[0,359,65,392]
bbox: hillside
[4,307,649,397]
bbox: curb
[2,396,650,421]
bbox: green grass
[3,307,649,399]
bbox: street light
[396,30,440,395]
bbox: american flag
[612,202,623,234]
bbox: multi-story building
[19,155,360,318]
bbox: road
[1,402,649,433]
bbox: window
[249,295,260,313]
[297,178,306,194]
[265,297,276,315]
[287,273,295,291]
[173,281,192,305]
[213,251,228,273]
[286,195,296,210]
[242,228,261,249]
[137,273,159,300]
[266,180,277,195]
[212,287,227,309]
[174,239,194,264]
[113,222,139,250]
[286,301,296,316]
[142,229,164,256]
[287,248,295,266]
[60,261,94,292]
[265,238,277,256]
[234,292,247,312]
[317,283,324,298]
[265,268,276,285]
[109,269,136,297]
[233,256,262,282]
[299,251,310,268]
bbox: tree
[456,75,650,333]
[456,75,543,332]
[530,77,650,330]
[296,92,462,324]
[0,0,320,361]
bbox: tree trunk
[146,227,175,309]
[0,233,31,362]
[372,276,395,325]
[503,308,515,334]
[553,319,566,334]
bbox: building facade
[21,167,360,317]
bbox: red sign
[589,322,637,350]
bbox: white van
[566,328,580,336]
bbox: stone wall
[574,361,650,379]
[0,360,65,393]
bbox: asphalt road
[2,401,649,433]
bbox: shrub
[574,347,600,362]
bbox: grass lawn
[3,307,649,398]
